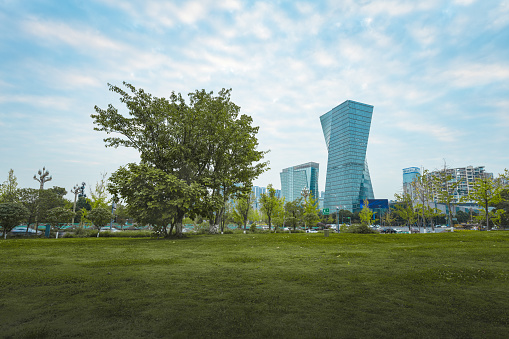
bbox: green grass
[1,232,508,338]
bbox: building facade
[251,185,281,210]
[320,100,374,212]
[430,166,493,203]
[403,167,420,197]
[280,162,319,202]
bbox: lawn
[1,231,508,338]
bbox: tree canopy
[92,83,268,236]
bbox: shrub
[345,224,378,234]
[249,223,256,233]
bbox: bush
[345,224,378,234]
[249,223,256,233]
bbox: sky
[1,0,509,201]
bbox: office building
[251,185,281,210]
[403,167,420,197]
[320,100,374,212]
[280,162,319,202]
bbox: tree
[432,162,462,228]
[285,198,304,231]
[89,172,109,209]
[17,188,39,229]
[92,83,268,236]
[260,184,279,231]
[46,207,75,238]
[0,203,29,239]
[87,207,111,237]
[108,163,206,237]
[359,199,373,226]
[412,168,436,231]
[468,173,503,230]
[302,192,320,229]
[394,192,417,231]
[232,192,255,230]
[0,169,19,203]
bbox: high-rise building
[251,185,282,210]
[280,162,319,202]
[429,166,493,203]
[403,167,420,197]
[321,100,374,212]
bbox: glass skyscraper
[320,100,374,212]
[280,162,319,202]
[402,167,420,197]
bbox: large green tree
[92,83,267,236]
[108,163,206,237]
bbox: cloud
[23,18,125,52]
[0,95,74,110]
[442,63,509,87]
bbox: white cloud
[442,63,509,87]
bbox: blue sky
[1,0,508,200]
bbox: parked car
[100,227,120,232]
[10,226,41,235]
[306,229,318,233]
[380,228,397,234]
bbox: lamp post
[336,206,339,233]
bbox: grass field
[1,231,508,338]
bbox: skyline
[1,1,509,201]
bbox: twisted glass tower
[320,100,374,212]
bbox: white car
[10,226,41,235]
[306,229,318,233]
[100,227,120,232]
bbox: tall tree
[260,184,279,231]
[92,83,267,236]
[232,192,255,230]
[394,192,417,231]
[468,173,503,230]
[90,172,109,209]
[359,199,374,226]
[302,192,320,229]
[0,169,19,203]
[432,162,462,228]
[285,198,304,231]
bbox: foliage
[87,208,111,229]
[232,192,254,230]
[344,224,377,234]
[92,83,268,236]
[108,162,206,237]
[259,184,280,230]
[359,199,373,226]
[46,207,75,230]
[468,174,503,230]
[302,193,320,228]
[394,192,417,229]
[284,198,303,230]
[432,162,462,228]
[89,172,110,209]
[0,169,19,203]
[0,203,29,238]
